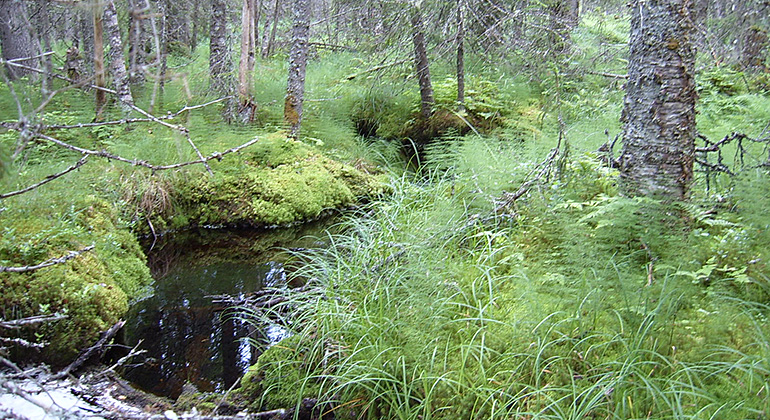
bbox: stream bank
[0,132,386,366]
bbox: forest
[0,0,769,418]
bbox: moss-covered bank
[0,132,386,365]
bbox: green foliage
[237,169,769,419]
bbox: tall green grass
[240,155,770,418]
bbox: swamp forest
[1,0,770,418]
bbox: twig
[495,148,559,212]
[32,132,260,172]
[0,313,67,329]
[99,340,147,376]
[0,336,47,349]
[0,245,94,273]
[50,320,126,381]
[586,70,628,79]
[0,156,89,200]
[345,59,409,80]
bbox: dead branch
[50,320,126,381]
[495,147,559,212]
[0,336,47,349]
[98,340,147,376]
[32,132,260,172]
[0,245,94,273]
[345,59,409,80]
[35,95,231,130]
[586,70,628,79]
[0,156,89,200]
[0,313,67,329]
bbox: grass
[237,155,770,418]
[1,7,769,417]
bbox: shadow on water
[121,220,338,400]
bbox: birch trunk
[285,0,310,138]
[619,0,697,200]
[104,0,135,112]
[209,0,231,94]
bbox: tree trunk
[456,0,465,112]
[285,0,310,138]
[35,0,54,93]
[128,0,152,83]
[0,0,40,80]
[265,0,280,58]
[238,0,258,123]
[567,0,579,29]
[619,0,697,200]
[209,0,231,94]
[547,0,572,54]
[104,0,135,112]
[741,27,768,71]
[93,2,107,118]
[78,7,94,75]
[411,7,434,120]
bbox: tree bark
[209,0,232,95]
[0,0,40,80]
[128,0,152,83]
[103,0,135,112]
[34,0,53,93]
[619,0,697,200]
[238,0,258,123]
[93,2,106,118]
[411,7,434,120]
[285,0,310,138]
[264,0,281,59]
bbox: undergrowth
[239,135,770,418]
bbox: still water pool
[121,221,335,399]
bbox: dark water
[122,222,334,399]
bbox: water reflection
[122,224,333,399]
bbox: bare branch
[0,336,47,349]
[495,148,559,212]
[33,132,260,171]
[0,245,95,273]
[50,320,126,381]
[345,59,409,80]
[0,156,89,200]
[0,314,67,329]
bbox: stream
[121,221,337,400]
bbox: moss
[178,133,386,228]
[238,335,323,411]
[0,130,384,366]
[0,194,152,364]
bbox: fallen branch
[50,320,126,381]
[0,245,94,273]
[0,313,67,329]
[345,59,409,80]
[0,336,47,349]
[495,147,559,212]
[586,70,628,79]
[33,132,260,172]
[0,155,89,200]
[98,340,147,376]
